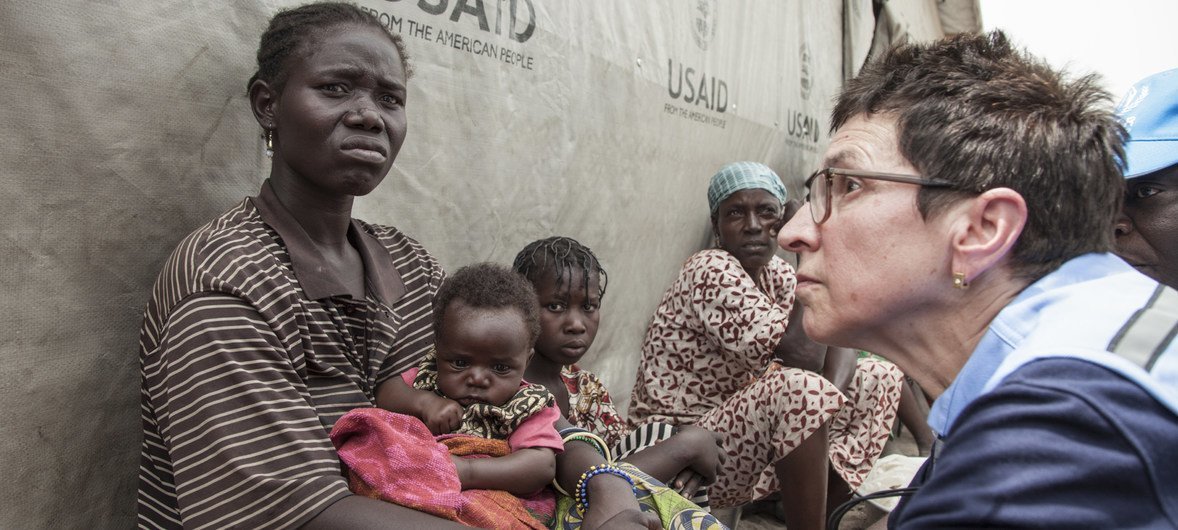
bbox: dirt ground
[712,428,918,530]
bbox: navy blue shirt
[890,358,1178,528]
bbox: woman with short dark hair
[779,31,1178,528]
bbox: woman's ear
[950,188,1028,284]
[248,79,278,128]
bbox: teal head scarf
[707,161,788,214]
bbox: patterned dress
[628,250,903,508]
[562,364,630,450]
[563,364,711,509]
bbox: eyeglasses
[804,167,962,224]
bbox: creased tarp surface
[0,0,964,527]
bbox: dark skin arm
[300,495,471,529]
[897,377,935,456]
[528,361,724,497]
[823,345,857,395]
[774,420,830,530]
[553,418,659,530]
[773,295,827,373]
[374,377,463,435]
[378,378,555,494]
[619,425,725,496]
[452,447,555,495]
[773,212,826,372]
[774,275,857,394]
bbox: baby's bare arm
[452,447,555,495]
[374,377,463,435]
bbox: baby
[374,262,561,496]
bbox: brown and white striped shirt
[137,181,443,529]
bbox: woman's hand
[419,395,463,435]
[773,299,827,373]
[555,418,657,529]
[666,426,725,496]
[581,475,659,530]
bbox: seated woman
[627,162,905,530]
[136,4,652,528]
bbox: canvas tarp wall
[0,0,974,526]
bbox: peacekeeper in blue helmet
[1115,68,1178,289]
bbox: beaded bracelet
[574,464,637,513]
[552,429,615,496]
[562,431,613,462]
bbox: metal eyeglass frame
[803,167,962,224]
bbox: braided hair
[512,236,608,300]
[246,2,413,95]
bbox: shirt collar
[927,253,1127,437]
[250,179,407,305]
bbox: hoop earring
[952,272,970,290]
[263,129,274,158]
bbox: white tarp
[0,0,972,526]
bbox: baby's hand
[419,395,463,435]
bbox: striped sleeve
[144,293,350,530]
[374,229,446,384]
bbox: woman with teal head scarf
[629,162,905,530]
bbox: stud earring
[263,128,274,158]
[952,272,970,290]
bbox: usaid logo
[691,0,717,51]
[373,0,537,43]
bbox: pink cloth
[400,367,563,452]
[330,407,555,529]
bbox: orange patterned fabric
[628,250,903,507]
[330,408,555,529]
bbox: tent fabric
[0,0,974,526]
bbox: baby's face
[435,301,533,407]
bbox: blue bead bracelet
[574,464,637,513]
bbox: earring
[263,128,274,158]
[952,272,970,290]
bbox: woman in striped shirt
[137,4,654,529]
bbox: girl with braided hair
[514,237,726,513]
